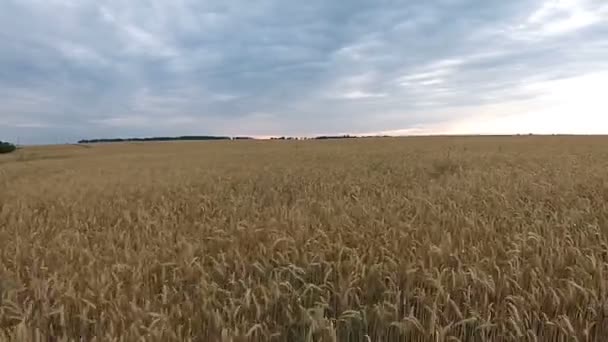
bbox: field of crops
[1,136,607,341]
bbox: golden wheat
[1,136,608,341]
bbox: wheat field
[1,136,608,341]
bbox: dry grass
[1,136,608,341]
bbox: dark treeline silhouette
[271,135,381,140]
[314,135,358,140]
[78,136,253,144]
[0,140,17,154]
[270,135,390,140]
[270,137,299,140]
[78,134,392,144]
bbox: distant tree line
[78,134,392,144]
[314,135,358,140]
[271,135,358,140]
[0,141,17,154]
[78,136,253,144]
[271,135,389,140]
[270,137,298,140]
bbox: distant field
[1,136,608,341]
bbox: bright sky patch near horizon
[1,0,607,144]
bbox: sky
[1,0,607,144]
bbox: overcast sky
[1,0,607,144]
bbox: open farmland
[1,136,608,341]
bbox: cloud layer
[1,0,607,143]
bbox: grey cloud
[1,0,607,144]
